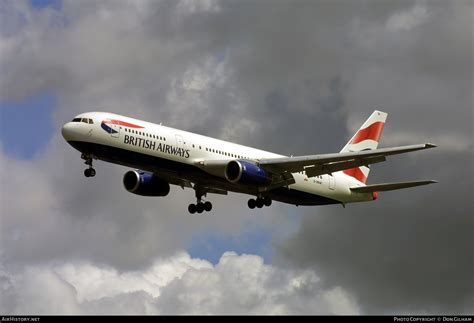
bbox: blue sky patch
[0,92,56,159]
[188,224,274,265]
[29,0,61,10]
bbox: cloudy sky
[0,0,472,315]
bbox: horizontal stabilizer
[350,180,438,193]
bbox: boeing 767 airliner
[61,110,437,213]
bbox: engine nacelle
[123,170,170,196]
[225,160,271,185]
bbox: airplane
[61,110,437,214]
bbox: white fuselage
[61,112,374,206]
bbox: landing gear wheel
[248,199,256,209]
[84,168,96,177]
[196,202,204,213]
[256,198,264,208]
[196,203,205,214]
[188,204,197,214]
[204,201,212,212]
[263,197,272,207]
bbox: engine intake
[123,170,170,196]
[225,160,271,185]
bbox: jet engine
[225,160,271,185]
[123,170,170,196]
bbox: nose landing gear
[84,168,96,177]
[82,154,96,178]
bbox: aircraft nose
[61,122,74,141]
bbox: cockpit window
[88,118,94,124]
[72,118,81,122]
[81,118,89,123]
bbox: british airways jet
[61,110,437,214]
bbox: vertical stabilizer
[340,110,388,183]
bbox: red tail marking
[343,167,367,183]
[351,122,384,144]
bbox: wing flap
[350,180,438,193]
[304,156,386,177]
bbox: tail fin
[340,110,388,183]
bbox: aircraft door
[175,134,184,147]
[329,175,336,190]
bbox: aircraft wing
[258,143,436,177]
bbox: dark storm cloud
[278,149,473,314]
[274,1,474,314]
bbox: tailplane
[340,110,388,183]
[350,180,438,193]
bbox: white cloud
[177,0,220,16]
[0,251,359,315]
[386,4,430,32]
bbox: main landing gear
[188,186,213,214]
[248,197,272,209]
[188,201,212,214]
[82,154,96,178]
